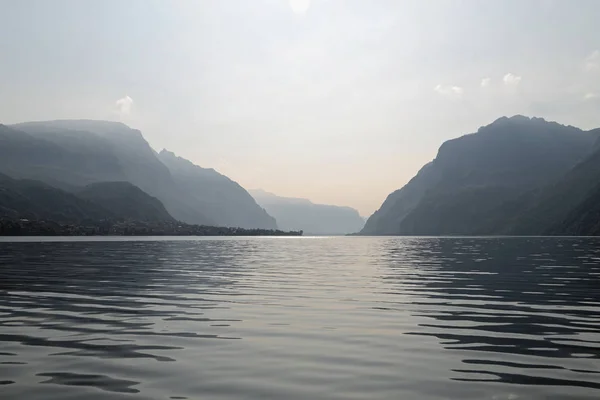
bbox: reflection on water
[0,237,599,400]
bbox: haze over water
[1,237,599,400]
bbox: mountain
[0,173,111,223]
[77,182,175,223]
[158,150,277,229]
[549,182,600,236]
[0,172,175,223]
[509,132,600,235]
[4,120,281,228]
[527,134,600,236]
[0,123,126,190]
[250,189,365,234]
[7,120,280,228]
[10,120,212,225]
[362,116,599,235]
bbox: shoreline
[0,219,303,237]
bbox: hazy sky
[1,0,599,216]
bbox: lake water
[1,237,599,400]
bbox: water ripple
[1,237,599,399]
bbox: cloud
[434,84,463,97]
[480,78,491,87]
[115,95,133,115]
[289,0,311,15]
[503,73,522,86]
[584,92,598,100]
[584,50,600,71]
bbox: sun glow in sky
[1,0,599,216]
[289,0,311,15]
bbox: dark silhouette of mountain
[0,172,111,223]
[548,183,600,236]
[250,189,365,235]
[77,182,175,223]
[362,116,599,235]
[158,150,277,229]
[0,171,175,224]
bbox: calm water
[1,237,599,400]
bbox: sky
[1,0,599,216]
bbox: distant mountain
[250,189,365,235]
[362,116,599,235]
[158,150,277,229]
[77,181,175,223]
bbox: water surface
[1,237,599,399]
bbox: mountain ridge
[3,120,277,229]
[250,189,365,235]
[158,149,277,230]
[362,115,600,236]
[5,116,600,236]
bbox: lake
[1,236,599,400]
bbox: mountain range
[362,115,600,236]
[2,116,600,236]
[0,120,275,229]
[250,189,365,235]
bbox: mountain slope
[9,120,277,229]
[362,116,597,235]
[510,132,600,235]
[158,150,277,229]
[77,182,175,223]
[0,173,111,223]
[8,120,212,225]
[0,172,176,224]
[0,124,126,189]
[548,182,600,236]
[250,189,365,234]
[361,161,440,235]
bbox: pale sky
[1,0,599,216]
